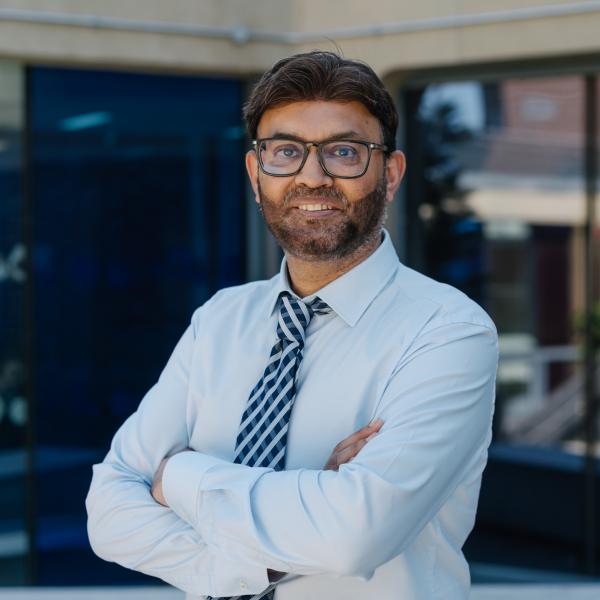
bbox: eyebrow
[266,130,367,142]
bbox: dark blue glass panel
[29,66,245,585]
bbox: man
[86,51,498,600]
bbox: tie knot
[309,297,331,316]
[276,292,330,345]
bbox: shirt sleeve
[162,320,499,580]
[85,314,270,598]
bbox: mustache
[283,186,346,207]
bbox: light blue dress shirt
[86,229,498,600]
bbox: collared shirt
[86,229,498,600]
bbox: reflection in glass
[412,77,586,451]
[0,60,28,584]
[405,76,596,578]
[28,67,245,584]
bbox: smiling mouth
[296,203,340,212]
[298,204,335,212]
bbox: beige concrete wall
[1,0,600,76]
[0,0,291,74]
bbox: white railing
[498,344,582,407]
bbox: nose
[293,146,333,188]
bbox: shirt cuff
[162,450,209,528]
[163,451,271,596]
[210,551,271,597]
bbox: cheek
[258,174,293,202]
[339,181,373,205]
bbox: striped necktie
[208,291,330,600]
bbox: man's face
[245,100,405,262]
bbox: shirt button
[240,581,247,590]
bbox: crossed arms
[85,318,498,597]
[151,420,383,586]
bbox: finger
[337,431,381,466]
[335,438,368,466]
[333,419,383,452]
[333,418,384,453]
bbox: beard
[257,176,388,261]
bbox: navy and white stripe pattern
[208,291,330,600]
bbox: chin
[274,226,366,261]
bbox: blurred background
[1,0,599,594]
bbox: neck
[285,231,383,298]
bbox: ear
[245,150,260,203]
[384,150,406,204]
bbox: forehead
[256,100,381,140]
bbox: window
[404,73,599,580]
[26,66,246,584]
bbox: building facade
[1,0,599,587]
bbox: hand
[151,447,193,507]
[267,420,384,584]
[151,456,171,507]
[324,418,384,471]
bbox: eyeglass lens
[258,139,370,177]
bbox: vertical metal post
[584,74,598,575]
[204,135,219,294]
[22,65,38,587]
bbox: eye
[336,146,356,157]
[326,144,359,158]
[273,144,302,158]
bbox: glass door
[404,73,598,580]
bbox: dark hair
[243,51,398,152]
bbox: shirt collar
[267,228,399,327]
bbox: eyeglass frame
[252,137,389,179]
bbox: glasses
[253,137,388,179]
